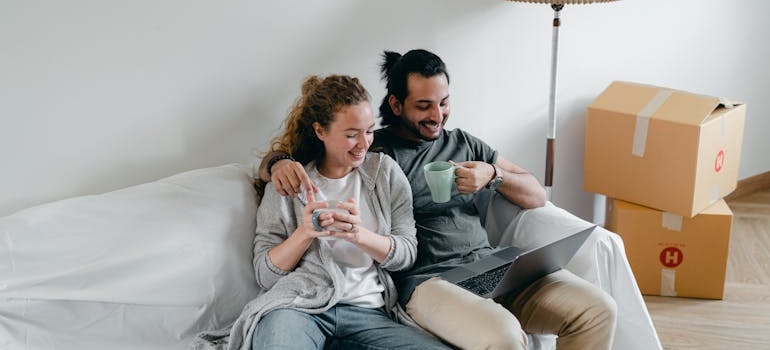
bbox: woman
[198,75,449,350]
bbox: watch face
[488,177,502,190]
[487,165,503,190]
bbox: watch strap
[486,164,503,190]
[266,154,295,177]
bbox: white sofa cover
[1,164,259,350]
[0,164,661,350]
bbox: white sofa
[0,164,661,350]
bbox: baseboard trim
[726,171,770,201]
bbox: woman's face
[314,101,375,178]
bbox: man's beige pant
[405,269,617,350]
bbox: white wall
[2,0,769,220]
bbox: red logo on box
[714,149,725,173]
[660,247,683,268]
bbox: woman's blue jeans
[250,304,450,350]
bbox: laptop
[440,226,595,299]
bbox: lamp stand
[545,3,564,201]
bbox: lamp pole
[544,3,563,200]
[504,0,619,201]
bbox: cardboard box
[605,197,732,299]
[584,81,746,217]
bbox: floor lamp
[504,0,619,201]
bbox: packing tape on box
[714,113,725,202]
[661,268,677,296]
[712,185,720,203]
[661,212,683,231]
[660,213,681,297]
[719,114,726,138]
[718,97,735,109]
[632,90,673,157]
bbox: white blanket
[0,164,260,350]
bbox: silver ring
[349,223,357,233]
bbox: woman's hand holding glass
[308,199,362,242]
[299,193,389,263]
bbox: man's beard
[403,119,444,141]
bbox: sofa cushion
[0,164,259,350]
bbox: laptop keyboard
[456,262,512,296]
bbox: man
[259,49,616,350]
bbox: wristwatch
[486,164,503,191]
[266,154,295,176]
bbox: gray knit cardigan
[190,152,418,350]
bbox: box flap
[590,81,728,126]
[703,99,745,123]
[699,199,732,216]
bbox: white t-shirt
[308,164,384,308]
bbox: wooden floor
[644,188,770,349]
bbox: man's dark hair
[378,49,449,127]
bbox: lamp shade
[505,0,617,3]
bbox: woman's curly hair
[255,75,370,196]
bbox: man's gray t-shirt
[372,127,501,305]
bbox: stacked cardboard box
[583,81,746,299]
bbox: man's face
[392,73,450,141]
